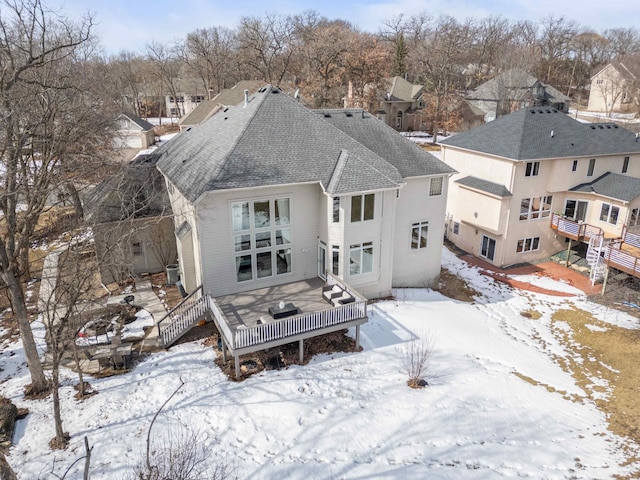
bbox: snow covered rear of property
[4,246,639,478]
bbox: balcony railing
[550,213,603,242]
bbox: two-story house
[466,69,570,122]
[149,86,455,373]
[440,107,640,278]
[588,55,640,115]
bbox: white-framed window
[525,161,540,177]
[623,156,630,173]
[411,221,429,250]
[191,95,204,103]
[351,194,375,222]
[231,197,292,282]
[429,176,444,196]
[599,203,619,225]
[332,197,340,223]
[630,208,640,226]
[169,107,179,116]
[564,199,588,221]
[332,245,340,276]
[596,79,604,85]
[519,195,553,221]
[349,242,373,276]
[571,160,578,172]
[132,242,143,256]
[453,221,459,235]
[516,237,540,253]
[587,158,596,176]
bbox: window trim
[429,176,444,196]
[516,236,540,253]
[519,195,553,221]
[599,202,619,225]
[410,221,429,250]
[349,242,374,276]
[525,161,540,177]
[350,194,375,223]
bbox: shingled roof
[455,176,512,198]
[316,109,455,179]
[467,68,569,105]
[570,172,640,202]
[440,108,640,160]
[158,86,450,202]
[385,76,424,102]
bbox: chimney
[243,89,249,107]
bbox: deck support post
[234,355,240,379]
[565,239,572,267]
[355,325,361,349]
[602,266,610,295]
[299,339,304,363]
[221,339,227,362]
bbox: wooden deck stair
[157,285,209,347]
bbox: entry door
[575,201,588,222]
[481,235,496,261]
[318,242,327,279]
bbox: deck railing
[157,285,206,346]
[622,226,640,249]
[550,213,603,242]
[604,244,640,276]
[232,300,367,350]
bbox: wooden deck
[215,277,331,330]
[550,213,604,242]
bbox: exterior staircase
[586,234,607,285]
[157,285,209,347]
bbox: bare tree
[237,13,299,85]
[0,0,114,396]
[399,329,436,388]
[146,41,184,119]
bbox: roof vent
[223,107,229,112]
[545,109,551,113]
[590,125,596,129]
[550,130,554,138]
[530,110,536,114]
[324,113,331,118]
[243,89,249,107]
[598,125,604,129]
[345,112,353,117]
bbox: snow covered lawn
[3,248,639,478]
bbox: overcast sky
[45,0,640,54]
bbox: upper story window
[332,245,340,276]
[623,156,630,173]
[332,197,340,223]
[587,158,596,177]
[191,95,204,103]
[596,79,604,85]
[351,194,375,222]
[525,161,540,177]
[429,177,444,196]
[571,160,578,172]
[631,208,640,226]
[600,203,619,225]
[520,195,553,221]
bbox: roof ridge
[208,86,272,190]
[327,149,349,194]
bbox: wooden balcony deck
[206,274,368,376]
[550,212,604,242]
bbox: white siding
[196,184,321,297]
[392,178,446,288]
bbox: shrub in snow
[399,331,435,388]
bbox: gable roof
[315,109,455,178]
[467,68,569,105]
[385,76,424,102]
[455,176,512,198]
[570,172,640,202]
[118,113,154,132]
[440,108,640,160]
[156,86,427,203]
[594,54,640,82]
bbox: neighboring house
[178,80,265,131]
[114,113,155,149]
[467,69,570,122]
[165,78,211,118]
[356,76,425,132]
[156,85,455,300]
[440,107,640,278]
[84,155,176,285]
[588,55,640,114]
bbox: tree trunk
[51,361,67,447]
[66,183,84,219]
[0,452,17,480]
[3,273,48,395]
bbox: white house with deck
[151,85,455,376]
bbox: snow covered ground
[3,247,639,479]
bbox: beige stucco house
[363,76,425,132]
[587,55,640,115]
[440,107,640,270]
[114,113,155,150]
